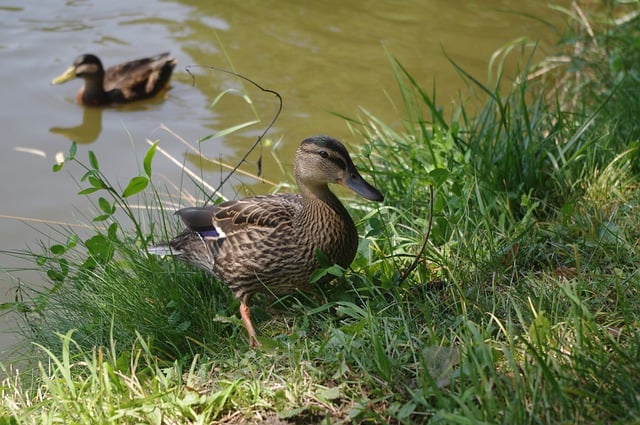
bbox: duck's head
[294,135,384,202]
[52,54,105,85]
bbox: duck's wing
[104,52,176,98]
[176,193,302,239]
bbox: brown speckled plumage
[149,135,384,346]
[52,53,176,106]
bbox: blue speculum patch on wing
[199,229,220,238]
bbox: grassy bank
[3,3,640,424]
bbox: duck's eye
[319,151,329,159]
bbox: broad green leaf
[176,321,191,332]
[0,302,17,312]
[144,141,158,177]
[58,258,69,276]
[107,222,119,241]
[78,187,101,195]
[317,386,341,401]
[122,176,149,198]
[93,214,111,222]
[98,197,113,214]
[88,150,99,170]
[81,168,100,181]
[85,234,114,264]
[334,301,367,320]
[429,168,451,186]
[88,176,106,189]
[68,141,77,160]
[49,244,66,255]
[278,408,305,420]
[397,401,417,420]
[46,269,65,283]
[66,234,78,249]
[423,346,460,389]
[529,311,552,348]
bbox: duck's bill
[51,66,77,85]
[345,171,384,202]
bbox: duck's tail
[146,243,181,257]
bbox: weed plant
[2,3,640,424]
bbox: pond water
[0,0,571,354]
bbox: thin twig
[573,1,596,43]
[156,124,276,185]
[184,65,283,206]
[398,185,434,286]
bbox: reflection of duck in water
[49,107,102,144]
[52,53,177,106]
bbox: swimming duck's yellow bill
[51,66,77,85]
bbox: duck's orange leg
[240,302,261,347]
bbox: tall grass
[3,2,640,423]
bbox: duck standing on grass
[52,52,177,106]
[148,135,384,347]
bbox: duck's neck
[299,184,348,216]
[296,183,358,267]
[80,74,108,105]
